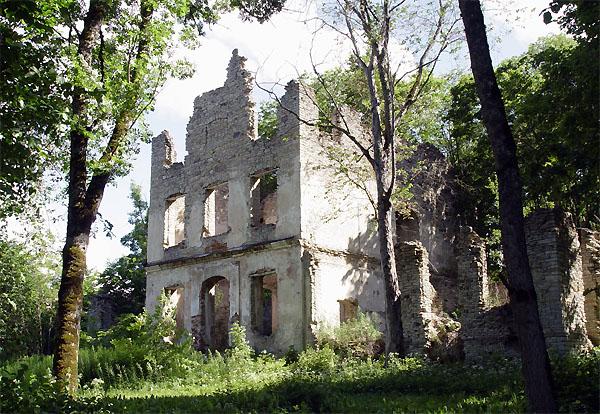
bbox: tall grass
[1,312,597,413]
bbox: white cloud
[484,0,562,62]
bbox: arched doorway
[198,276,230,351]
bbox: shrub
[0,365,111,413]
[315,312,383,358]
[553,347,600,412]
[295,346,337,374]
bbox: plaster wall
[146,50,381,353]
[306,247,385,335]
[147,242,306,353]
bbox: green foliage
[552,347,600,412]
[257,100,278,139]
[308,64,451,216]
[0,239,58,361]
[93,184,148,323]
[230,0,285,23]
[0,0,286,219]
[445,34,599,276]
[315,313,383,358]
[0,365,111,413]
[295,346,338,374]
[2,340,598,413]
[81,293,196,386]
[543,0,599,43]
[310,64,451,145]
[0,0,70,218]
[226,322,253,360]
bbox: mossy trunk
[52,1,106,390]
[51,0,154,392]
[53,236,88,390]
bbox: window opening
[251,272,278,336]
[250,170,278,226]
[199,277,230,351]
[204,183,229,237]
[164,194,185,247]
[165,286,185,331]
[339,299,358,323]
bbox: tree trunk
[377,193,403,354]
[53,227,90,390]
[373,146,403,354]
[458,0,557,411]
[53,0,106,391]
[53,0,154,391]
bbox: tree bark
[377,191,403,354]
[53,0,154,391]
[458,0,557,411]
[53,0,106,391]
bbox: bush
[553,347,600,412]
[315,312,383,358]
[0,239,57,361]
[295,346,337,374]
[0,365,111,413]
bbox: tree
[0,238,59,360]
[8,0,286,391]
[96,184,148,320]
[0,0,69,218]
[267,0,460,353]
[458,0,557,411]
[447,35,598,236]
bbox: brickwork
[396,241,436,354]
[525,208,591,354]
[580,228,600,345]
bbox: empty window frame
[165,286,185,331]
[250,170,278,226]
[203,183,229,237]
[250,272,278,336]
[339,299,358,323]
[164,194,185,247]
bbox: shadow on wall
[340,226,386,330]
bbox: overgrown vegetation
[2,310,598,413]
[0,238,58,361]
[315,312,383,358]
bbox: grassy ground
[89,354,527,413]
[2,346,599,413]
[1,318,597,413]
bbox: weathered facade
[146,50,382,353]
[146,51,598,357]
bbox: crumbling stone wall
[146,50,382,354]
[525,208,591,354]
[457,227,517,361]
[397,144,459,316]
[396,241,436,354]
[580,228,600,345]
[457,227,488,315]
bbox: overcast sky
[43,0,561,271]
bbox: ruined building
[146,50,599,358]
[146,50,382,353]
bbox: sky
[36,0,561,271]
